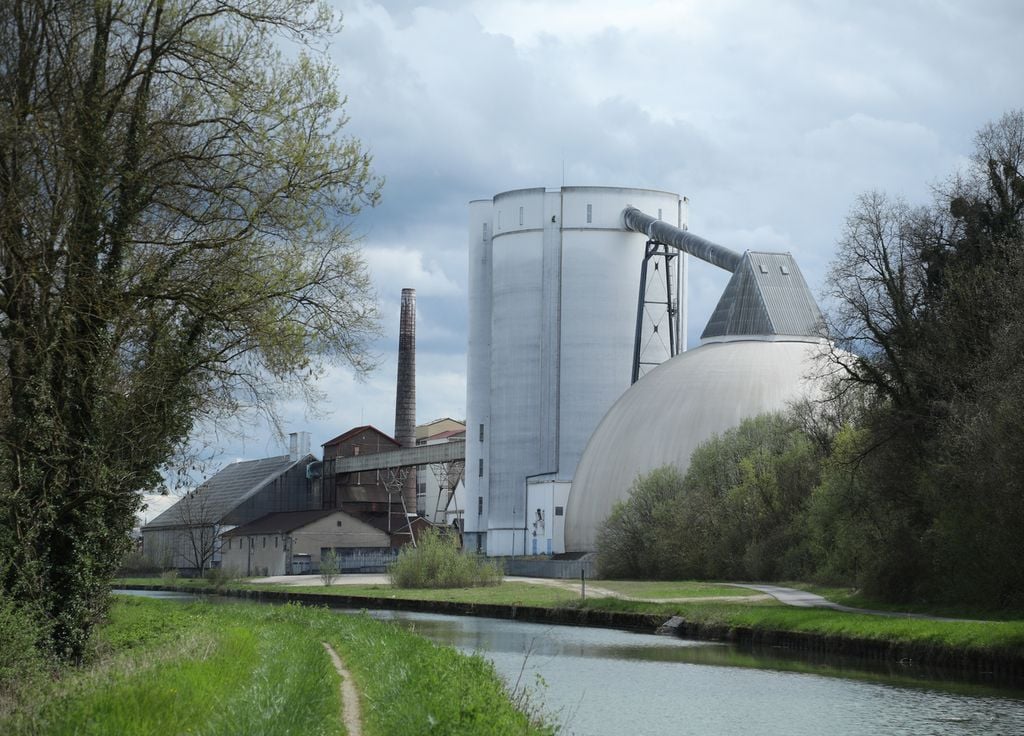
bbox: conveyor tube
[622,206,742,273]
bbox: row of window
[225,535,280,551]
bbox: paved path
[727,584,982,622]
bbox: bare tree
[172,492,222,576]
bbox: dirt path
[322,642,362,736]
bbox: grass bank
[114,576,1024,666]
[2,597,556,736]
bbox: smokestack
[394,288,417,514]
[288,431,311,461]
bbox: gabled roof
[701,252,823,341]
[143,455,305,529]
[221,509,337,536]
[322,425,399,447]
[427,428,466,441]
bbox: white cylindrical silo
[468,186,684,556]
[463,200,493,554]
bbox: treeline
[597,110,1024,609]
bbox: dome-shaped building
[564,337,825,552]
[563,216,828,553]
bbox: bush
[0,595,49,714]
[320,550,340,586]
[389,528,502,589]
[117,551,162,577]
[204,566,242,592]
[160,569,180,585]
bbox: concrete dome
[564,338,825,552]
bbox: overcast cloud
[179,0,1024,477]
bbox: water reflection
[113,588,202,602]
[360,610,1024,736]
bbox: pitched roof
[143,455,304,529]
[322,425,399,447]
[221,509,337,536]
[701,252,823,341]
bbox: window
[227,538,232,550]
[479,423,484,442]
[478,458,483,477]
[262,536,266,548]
[586,203,592,223]
[519,205,524,226]
[478,496,484,514]
[780,265,790,275]
[274,536,278,548]
[555,506,564,516]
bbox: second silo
[464,186,685,556]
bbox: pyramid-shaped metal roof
[701,251,822,340]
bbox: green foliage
[204,566,242,592]
[597,413,822,582]
[0,594,51,716]
[389,528,503,589]
[596,465,685,579]
[0,0,380,660]
[320,549,340,586]
[818,109,1024,606]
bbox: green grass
[327,612,555,734]
[2,596,555,736]
[579,597,1024,653]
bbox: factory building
[465,187,685,556]
[466,187,827,558]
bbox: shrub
[204,566,242,592]
[389,528,502,589]
[160,569,180,585]
[0,595,49,714]
[320,550,340,586]
[117,551,162,577]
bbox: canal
[363,609,1024,736]
[114,591,1024,735]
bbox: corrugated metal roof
[143,455,301,529]
[701,252,822,340]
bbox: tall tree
[0,0,381,659]
[818,110,1024,602]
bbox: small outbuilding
[220,508,393,576]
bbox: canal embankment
[116,582,1024,685]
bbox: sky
[162,0,1024,490]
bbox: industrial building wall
[464,199,493,553]
[467,186,684,556]
[141,525,221,573]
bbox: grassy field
[2,597,555,736]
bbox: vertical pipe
[394,288,417,515]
